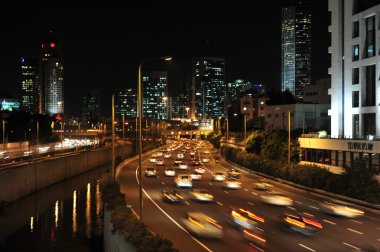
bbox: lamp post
[138,56,172,221]
[226,118,229,143]
[185,107,189,119]
[244,114,247,141]
[2,120,5,151]
[36,121,39,146]
[112,94,115,179]
[288,111,291,165]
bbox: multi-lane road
[117,140,380,252]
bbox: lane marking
[299,243,316,252]
[309,205,319,210]
[244,188,249,192]
[347,228,364,235]
[216,201,223,206]
[286,206,296,210]
[350,220,362,224]
[251,191,258,195]
[136,167,213,252]
[249,243,264,252]
[376,238,380,242]
[224,190,229,194]
[257,227,264,232]
[303,212,314,217]
[209,182,213,186]
[295,201,303,205]
[247,201,254,206]
[322,219,336,225]
[184,201,190,206]
[161,181,165,185]
[343,242,361,251]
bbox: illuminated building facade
[172,82,190,119]
[39,32,64,115]
[281,1,311,99]
[114,88,137,118]
[142,71,168,119]
[192,57,226,119]
[20,58,39,114]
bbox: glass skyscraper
[114,88,137,118]
[281,1,311,99]
[20,57,39,114]
[39,32,64,115]
[82,90,101,125]
[142,71,168,119]
[192,57,226,119]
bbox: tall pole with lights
[2,120,5,151]
[244,114,247,141]
[112,94,115,179]
[288,111,291,165]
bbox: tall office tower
[114,88,137,118]
[142,71,168,119]
[172,82,190,119]
[329,0,380,138]
[192,57,226,119]
[20,57,39,114]
[281,0,312,99]
[39,31,64,115]
[227,79,245,107]
[82,90,101,125]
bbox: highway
[117,140,380,252]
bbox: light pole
[185,107,189,119]
[288,111,291,165]
[112,94,115,179]
[244,114,247,141]
[2,120,5,151]
[226,118,229,143]
[36,121,39,146]
[138,56,172,221]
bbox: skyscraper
[192,57,226,119]
[114,88,137,118]
[20,57,39,114]
[39,32,64,115]
[142,71,168,119]
[281,1,311,99]
[82,90,101,125]
[172,81,190,119]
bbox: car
[227,207,265,230]
[204,150,210,154]
[242,228,267,249]
[173,159,183,164]
[164,153,171,158]
[175,174,193,188]
[162,188,183,203]
[156,152,163,157]
[177,153,184,159]
[213,172,226,182]
[319,201,364,218]
[224,178,242,189]
[178,163,188,170]
[194,166,206,174]
[202,158,210,163]
[149,157,157,163]
[261,192,293,206]
[145,167,157,177]
[190,189,214,202]
[280,212,322,236]
[190,152,196,156]
[156,159,164,166]
[164,168,176,177]
[228,169,241,178]
[191,161,201,166]
[183,212,223,239]
[190,172,202,180]
[253,179,273,191]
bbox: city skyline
[0,1,329,117]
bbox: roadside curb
[217,151,380,211]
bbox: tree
[245,131,264,154]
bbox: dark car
[280,212,322,236]
[162,188,183,203]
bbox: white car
[164,168,176,177]
[190,173,202,180]
[173,159,183,164]
[179,164,188,170]
[224,178,242,189]
[204,150,210,154]
[177,153,184,159]
[202,158,210,163]
[164,153,171,158]
[213,172,226,182]
[175,174,193,188]
[149,157,157,163]
[194,167,206,174]
[190,189,214,202]
[145,167,157,177]
[183,212,223,239]
[261,192,293,206]
[156,152,163,157]
[156,159,164,166]
[190,152,196,156]
[319,201,364,218]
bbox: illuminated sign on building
[0,99,20,111]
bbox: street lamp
[112,94,115,179]
[138,56,172,221]
[185,107,189,119]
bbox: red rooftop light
[50,43,55,48]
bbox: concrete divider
[0,144,133,204]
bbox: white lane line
[309,205,319,210]
[295,201,303,205]
[224,190,229,194]
[347,228,364,235]
[209,182,213,186]
[286,206,296,210]
[323,219,336,225]
[350,219,362,224]
[184,201,190,206]
[136,168,213,252]
[377,238,380,242]
[303,212,314,217]
[161,181,165,185]
[216,201,223,206]
[299,243,316,252]
[343,242,361,251]
[244,188,249,191]
[247,201,254,206]
[251,191,258,195]
[256,227,264,232]
[249,243,264,252]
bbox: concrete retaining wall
[0,145,133,204]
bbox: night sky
[0,1,330,117]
